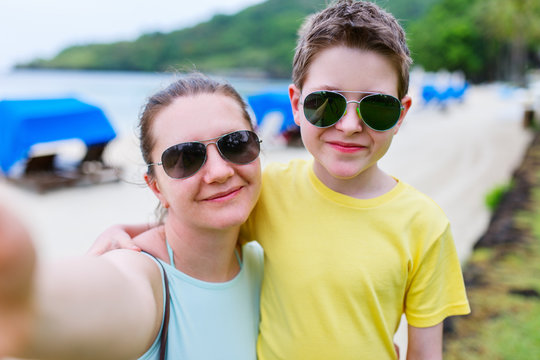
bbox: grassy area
[443,138,540,359]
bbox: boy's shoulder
[396,180,449,223]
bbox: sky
[0,0,265,71]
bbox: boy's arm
[87,223,155,255]
[406,323,443,360]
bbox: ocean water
[0,69,291,136]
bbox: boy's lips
[203,186,243,201]
[328,141,366,153]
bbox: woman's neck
[161,220,241,283]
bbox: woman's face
[147,93,261,231]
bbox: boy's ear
[145,173,170,209]
[393,95,412,135]
[288,84,302,126]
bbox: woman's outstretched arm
[0,205,163,360]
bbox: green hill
[18,0,438,78]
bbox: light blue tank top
[139,241,264,360]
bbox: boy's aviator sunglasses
[148,130,261,179]
[302,90,404,131]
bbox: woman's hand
[0,204,36,355]
[87,224,154,256]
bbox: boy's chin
[318,163,365,180]
[317,160,380,182]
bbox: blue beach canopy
[0,98,116,174]
[247,91,296,133]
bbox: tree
[407,0,492,82]
[473,0,540,85]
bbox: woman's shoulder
[242,241,263,254]
[242,242,264,269]
[99,246,164,293]
[133,226,169,264]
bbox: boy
[241,1,469,359]
[91,1,470,358]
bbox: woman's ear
[145,173,169,209]
[289,84,302,126]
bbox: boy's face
[289,46,412,187]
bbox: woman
[0,73,264,360]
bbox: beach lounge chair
[0,98,121,193]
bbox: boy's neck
[312,162,397,199]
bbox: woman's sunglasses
[302,90,404,131]
[148,130,261,179]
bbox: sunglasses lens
[303,91,346,127]
[218,130,261,164]
[161,142,206,179]
[359,94,401,131]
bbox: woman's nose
[202,144,235,183]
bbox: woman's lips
[204,186,242,201]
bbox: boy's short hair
[292,0,412,100]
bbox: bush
[485,182,513,212]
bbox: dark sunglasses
[302,90,404,131]
[148,130,261,179]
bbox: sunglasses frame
[301,90,405,131]
[148,130,262,179]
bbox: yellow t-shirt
[242,159,470,360]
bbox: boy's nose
[202,144,234,183]
[335,102,363,134]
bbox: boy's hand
[87,224,150,256]
[0,204,36,355]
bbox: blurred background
[1,0,540,358]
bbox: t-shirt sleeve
[404,224,471,327]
